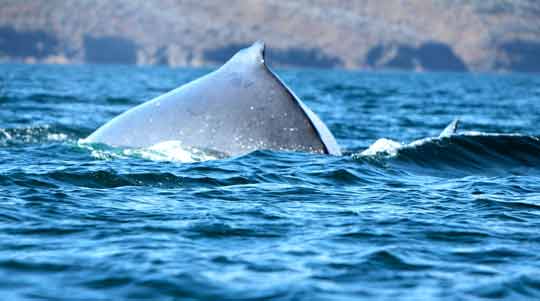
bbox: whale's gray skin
[85,42,341,156]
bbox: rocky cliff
[0,0,539,72]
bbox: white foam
[0,129,12,140]
[135,141,219,163]
[358,131,532,159]
[79,140,220,163]
[460,131,523,137]
[361,138,403,156]
[47,133,68,141]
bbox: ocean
[1,63,540,300]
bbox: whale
[85,41,341,156]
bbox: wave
[0,125,77,146]
[75,131,540,175]
[0,124,222,163]
[5,123,540,176]
[355,132,540,175]
[79,140,225,163]
[0,126,222,165]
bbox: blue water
[1,64,540,300]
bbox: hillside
[0,0,539,72]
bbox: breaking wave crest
[79,140,225,163]
[355,132,540,175]
[4,124,540,175]
[0,125,74,146]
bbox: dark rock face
[366,41,468,72]
[204,43,342,68]
[365,45,385,68]
[417,42,468,71]
[496,40,540,73]
[268,47,342,68]
[0,26,58,59]
[203,43,250,64]
[385,45,418,70]
[155,47,169,66]
[83,36,138,65]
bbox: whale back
[85,42,341,156]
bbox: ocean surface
[1,63,540,300]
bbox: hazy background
[0,0,539,72]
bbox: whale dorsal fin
[224,41,266,70]
[439,119,460,138]
[239,42,342,155]
[85,41,342,156]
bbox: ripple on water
[1,65,540,300]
